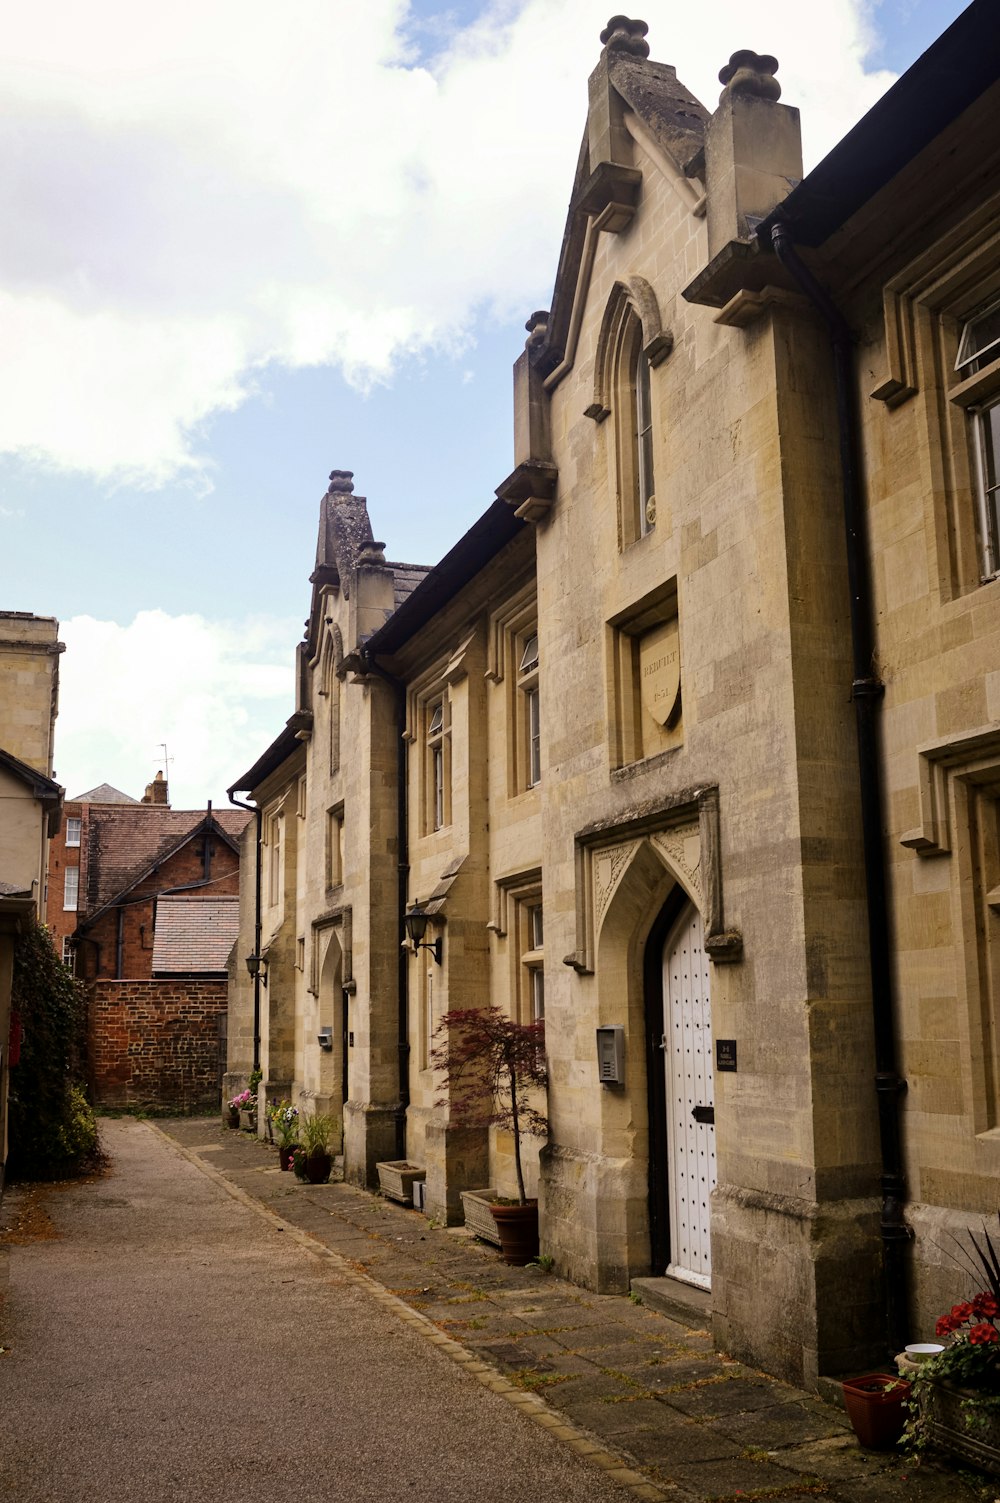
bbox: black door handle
[691,1104,715,1125]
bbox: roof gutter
[770,221,911,1358]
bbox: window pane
[527,687,541,786]
[428,702,443,737]
[957,302,1000,372]
[980,401,1000,574]
[519,633,539,675]
[531,967,545,1022]
[63,867,79,911]
[529,903,543,948]
[636,347,655,533]
[433,745,444,828]
[65,816,81,847]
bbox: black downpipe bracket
[771,222,911,1356]
[228,790,262,1074]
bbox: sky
[0,0,972,808]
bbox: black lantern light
[404,902,442,965]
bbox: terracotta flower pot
[490,1200,539,1266]
[842,1373,911,1450]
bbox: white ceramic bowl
[905,1343,945,1363]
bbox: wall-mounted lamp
[404,903,442,965]
[245,953,268,987]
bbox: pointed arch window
[589,278,672,551]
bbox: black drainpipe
[115,906,125,980]
[362,649,410,1160]
[228,789,262,1074]
[771,222,911,1357]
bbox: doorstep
[630,1274,712,1327]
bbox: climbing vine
[7,916,99,1179]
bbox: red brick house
[51,775,250,1110]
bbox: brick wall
[89,979,227,1110]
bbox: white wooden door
[663,903,716,1288]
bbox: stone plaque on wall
[639,619,681,728]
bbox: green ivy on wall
[8,917,99,1180]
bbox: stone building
[228,6,1000,1389]
[0,611,64,1185]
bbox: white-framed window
[955,299,1000,581]
[517,628,541,791]
[522,899,544,1023]
[425,695,450,832]
[265,810,283,907]
[61,936,76,973]
[65,816,82,848]
[63,866,79,912]
[422,962,435,1070]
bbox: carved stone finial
[357,539,387,567]
[525,310,549,351]
[718,50,781,102]
[600,16,649,58]
[327,469,355,495]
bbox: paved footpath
[0,1119,991,1503]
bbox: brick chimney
[142,770,170,807]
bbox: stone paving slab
[156,1118,994,1503]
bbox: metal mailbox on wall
[596,1025,625,1085]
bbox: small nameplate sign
[716,1039,737,1072]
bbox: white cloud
[56,611,298,808]
[0,0,896,486]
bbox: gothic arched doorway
[645,892,716,1287]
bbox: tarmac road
[0,1119,634,1503]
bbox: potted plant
[842,1373,911,1450]
[431,1006,547,1266]
[905,1220,1000,1474]
[225,1093,241,1129]
[269,1099,300,1170]
[300,1110,338,1184]
[229,1088,256,1131]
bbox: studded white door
[663,902,716,1288]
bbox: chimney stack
[142,770,170,807]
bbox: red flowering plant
[430,1007,547,1206]
[906,1219,1000,1448]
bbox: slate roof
[69,783,139,804]
[151,895,240,974]
[388,562,433,611]
[80,807,251,920]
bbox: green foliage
[8,918,99,1179]
[301,1111,338,1153]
